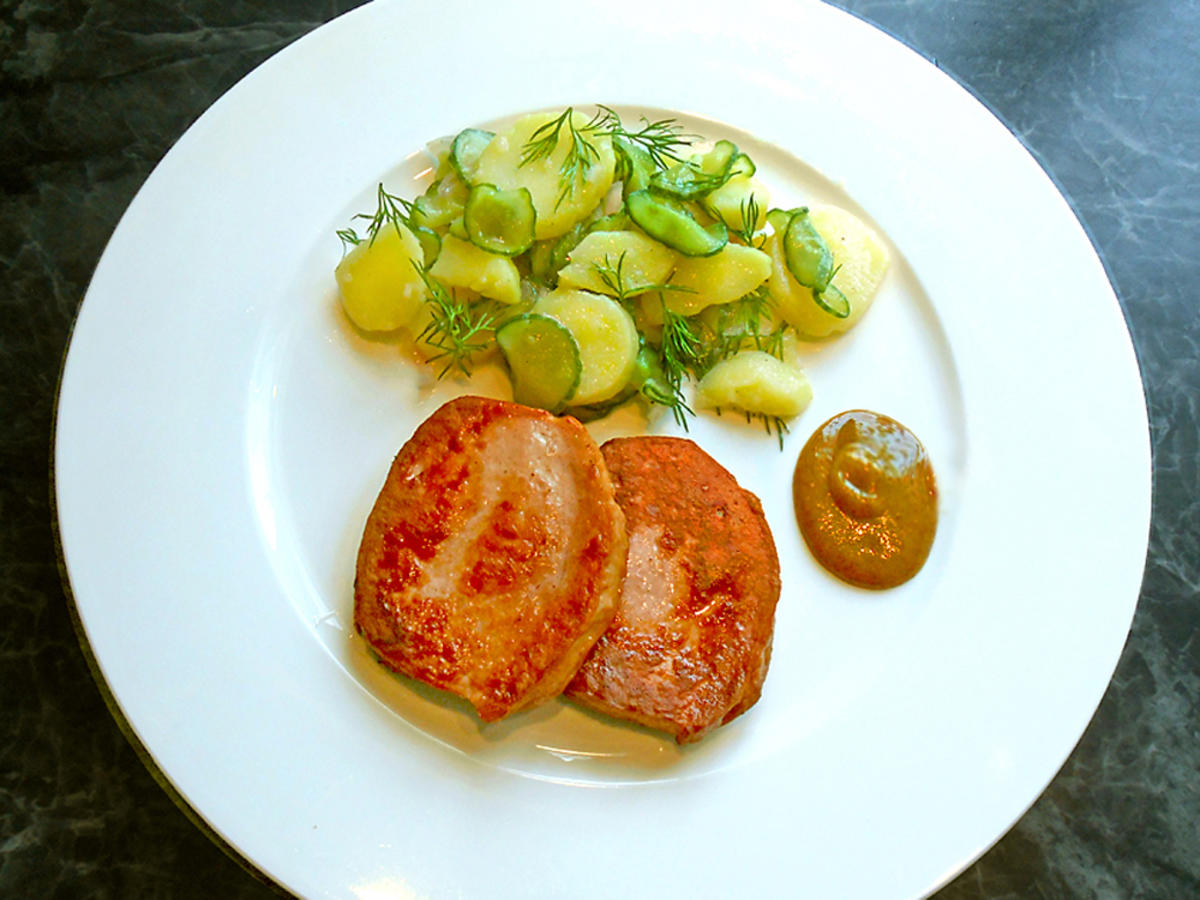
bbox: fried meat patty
[565,436,780,743]
[354,396,627,722]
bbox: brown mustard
[793,410,937,589]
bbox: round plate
[55,1,1150,897]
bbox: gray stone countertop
[2,1,1196,897]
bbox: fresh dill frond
[759,319,792,359]
[659,299,705,384]
[596,105,695,168]
[412,263,497,378]
[353,183,419,246]
[519,107,608,211]
[748,409,791,450]
[708,403,791,450]
[336,227,362,251]
[641,375,694,431]
[696,284,776,373]
[732,194,764,247]
[591,251,697,306]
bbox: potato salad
[334,106,890,441]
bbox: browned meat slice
[565,436,780,743]
[354,396,627,722]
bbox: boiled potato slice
[705,175,770,235]
[557,230,677,296]
[335,223,428,332]
[696,350,813,418]
[665,243,772,315]
[474,111,616,241]
[769,204,890,339]
[534,288,639,405]
[429,234,521,305]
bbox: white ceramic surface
[55,1,1151,897]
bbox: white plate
[55,1,1150,897]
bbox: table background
[3,1,1196,896]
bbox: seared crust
[565,436,780,743]
[354,396,627,722]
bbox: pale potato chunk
[534,288,639,405]
[705,175,770,234]
[557,230,677,296]
[429,234,522,305]
[474,111,616,241]
[696,350,813,418]
[665,243,772,315]
[769,204,890,339]
[335,223,428,332]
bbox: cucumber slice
[587,211,632,233]
[783,208,835,292]
[649,140,738,200]
[411,224,441,266]
[449,128,494,184]
[814,282,852,318]
[699,140,738,176]
[612,134,657,195]
[626,189,728,256]
[463,183,536,256]
[548,220,588,274]
[765,207,793,234]
[527,239,557,285]
[411,174,468,229]
[495,313,582,412]
[729,152,756,178]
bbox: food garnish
[334,105,892,440]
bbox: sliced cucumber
[411,174,468,229]
[626,189,728,256]
[649,140,738,200]
[612,134,657,196]
[495,313,582,412]
[783,208,835,292]
[463,183,536,256]
[765,207,793,235]
[587,210,632,233]
[814,282,852,318]
[449,128,494,184]
[729,152,756,178]
[534,288,640,405]
[548,220,588,275]
[699,140,738,176]
[527,239,557,285]
[411,224,441,266]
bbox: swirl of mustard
[793,410,938,589]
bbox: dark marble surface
[2,0,1196,896]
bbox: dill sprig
[641,374,694,431]
[694,284,775,373]
[520,106,697,211]
[412,263,497,378]
[591,251,696,306]
[596,105,694,168]
[336,227,362,251]
[748,409,790,450]
[520,107,609,211]
[341,183,420,253]
[653,303,704,430]
[733,194,764,247]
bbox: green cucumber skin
[783,209,834,291]
[778,208,852,319]
[450,128,494,185]
[626,189,728,257]
[495,313,582,412]
[464,184,537,257]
